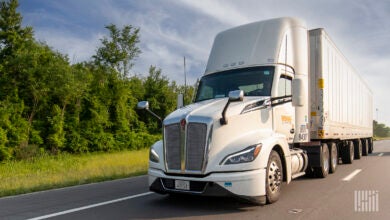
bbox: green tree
[142,66,176,133]
[373,120,390,137]
[0,99,29,160]
[93,24,141,78]
[63,63,92,153]
[0,0,35,153]
[0,0,184,159]
[0,0,33,59]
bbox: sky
[19,0,390,126]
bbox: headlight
[149,148,159,163]
[220,144,262,165]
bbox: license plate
[175,180,190,190]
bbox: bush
[13,144,42,160]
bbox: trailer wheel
[368,138,374,154]
[266,150,283,204]
[341,141,354,164]
[313,143,329,178]
[362,139,369,156]
[354,139,362,159]
[328,142,338,173]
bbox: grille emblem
[180,118,186,130]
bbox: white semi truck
[137,17,373,204]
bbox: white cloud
[178,0,251,25]
[34,29,102,63]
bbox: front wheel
[266,150,283,204]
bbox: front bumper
[148,168,267,204]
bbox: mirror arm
[220,100,231,125]
[146,109,162,122]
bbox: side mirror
[137,101,149,110]
[228,90,244,102]
[292,79,304,107]
[137,101,162,122]
[177,94,184,109]
[220,90,244,125]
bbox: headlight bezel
[220,143,262,165]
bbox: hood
[163,97,270,125]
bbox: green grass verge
[373,136,390,141]
[0,148,149,198]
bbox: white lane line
[378,153,384,157]
[342,169,362,181]
[27,192,154,220]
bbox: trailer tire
[313,143,329,178]
[368,138,374,154]
[341,141,354,164]
[354,139,362,160]
[266,150,283,204]
[328,142,338,173]
[362,139,369,156]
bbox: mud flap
[298,142,322,168]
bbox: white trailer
[309,28,373,140]
[308,28,373,171]
[138,17,373,205]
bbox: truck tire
[354,139,362,159]
[328,142,338,173]
[313,143,329,178]
[368,138,374,154]
[266,150,283,204]
[341,141,354,164]
[362,139,369,156]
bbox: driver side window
[278,75,292,96]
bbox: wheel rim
[332,146,337,168]
[350,144,354,161]
[323,150,329,172]
[268,160,282,193]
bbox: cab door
[273,74,295,143]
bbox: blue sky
[19,0,390,125]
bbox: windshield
[195,66,275,102]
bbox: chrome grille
[165,123,181,170]
[186,123,207,171]
[164,121,208,173]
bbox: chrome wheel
[268,160,282,193]
[323,149,329,173]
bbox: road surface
[1,140,389,220]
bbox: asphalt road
[1,140,389,220]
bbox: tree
[93,24,141,78]
[0,0,35,150]
[373,120,390,137]
[0,0,184,160]
[142,66,177,132]
[0,0,33,56]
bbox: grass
[373,136,390,141]
[0,148,149,198]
